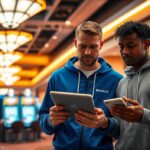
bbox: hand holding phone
[104,98,127,109]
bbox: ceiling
[0,0,149,89]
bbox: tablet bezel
[50,91,95,116]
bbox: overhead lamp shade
[0,75,20,85]
[0,0,46,28]
[0,30,33,52]
[0,65,21,85]
[0,66,22,76]
[0,88,8,95]
[0,52,23,67]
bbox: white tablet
[50,91,95,116]
[104,98,127,109]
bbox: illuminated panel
[3,97,19,128]
[20,96,36,127]
[4,107,20,128]
[22,106,36,127]
[4,97,18,105]
[21,97,34,105]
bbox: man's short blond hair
[75,21,102,39]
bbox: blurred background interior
[0,0,149,149]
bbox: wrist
[101,117,109,129]
[50,118,55,127]
[138,107,144,122]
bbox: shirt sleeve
[38,75,59,135]
[141,108,150,125]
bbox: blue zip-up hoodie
[39,57,123,150]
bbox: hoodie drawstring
[77,72,80,93]
[92,73,97,96]
[136,71,141,100]
[77,71,97,97]
[126,78,129,97]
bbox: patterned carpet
[0,134,54,150]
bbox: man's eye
[127,44,135,49]
[79,45,87,49]
[90,45,98,49]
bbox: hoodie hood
[64,56,112,74]
[123,59,150,100]
[124,59,150,76]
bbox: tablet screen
[50,91,95,116]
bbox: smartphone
[104,98,127,109]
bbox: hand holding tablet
[104,98,127,109]
[50,91,95,116]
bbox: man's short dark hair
[115,21,150,40]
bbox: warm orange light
[31,46,76,84]
[32,0,150,86]
[103,0,150,39]
[0,0,46,28]
[0,31,33,52]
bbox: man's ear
[144,39,150,50]
[74,39,77,48]
[144,40,150,47]
[100,40,104,49]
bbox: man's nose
[84,47,92,54]
[122,47,130,55]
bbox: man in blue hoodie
[97,21,150,150]
[39,21,122,150]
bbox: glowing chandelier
[0,66,21,75]
[0,75,20,85]
[0,30,33,52]
[0,0,46,28]
[0,66,21,85]
[0,51,23,67]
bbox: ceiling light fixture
[0,75,20,86]
[0,51,23,67]
[0,88,8,95]
[65,20,71,26]
[52,35,58,40]
[0,30,33,52]
[0,66,21,85]
[0,66,22,76]
[44,43,49,48]
[0,0,46,29]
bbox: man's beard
[80,56,98,66]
